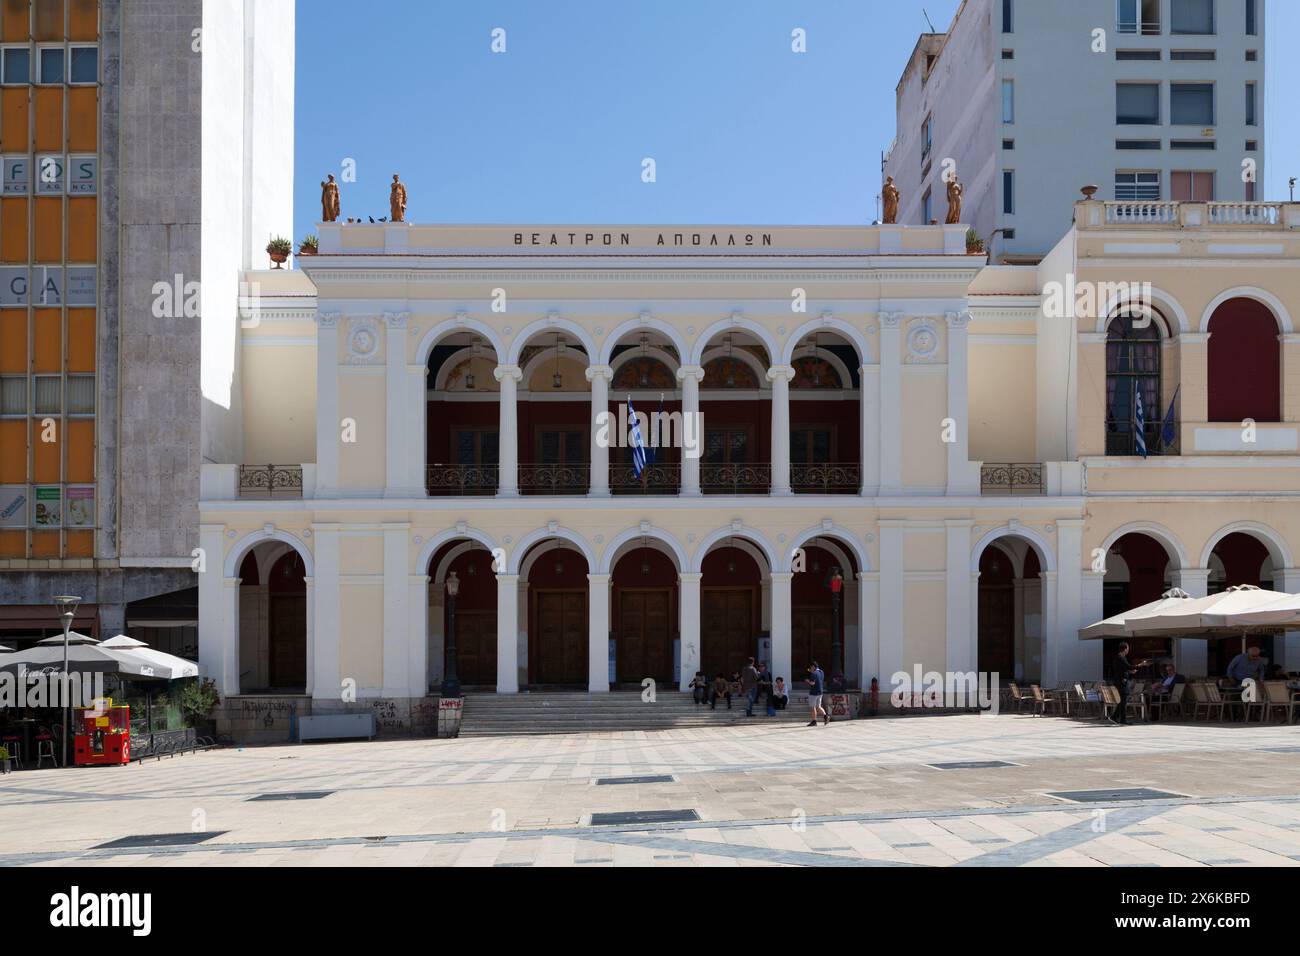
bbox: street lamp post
[441,572,461,699]
[53,595,81,767]
[828,568,844,685]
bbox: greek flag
[628,396,648,478]
[1134,389,1148,459]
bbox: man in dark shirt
[741,657,760,717]
[807,662,828,727]
[1112,642,1135,725]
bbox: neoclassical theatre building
[197,199,1300,722]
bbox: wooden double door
[977,583,1015,677]
[534,590,588,685]
[449,610,497,687]
[701,588,755,678]
[617,589,673,683]
[268,595,306,690]
[792,607,837,678]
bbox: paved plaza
[2,715,1299,867]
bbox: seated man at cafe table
[1225,646,1267,687]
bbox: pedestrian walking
[741,657,760,716]
[807,661,829,727]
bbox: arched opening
[788,332,862,494]
[699,331,772,493]
[1102,532,1174,678]
[611,541,678,684]
[1207,531,1276,675]
[523,539,591,685]
[699,541,765,677]
[608,332,682,495]
[237,544,307,694]
[517,332,591,494]
[428,541,499,689]
[426,333,501,496]
[1207,298,1281,423]
[975,536,1044,682]
[789,539,859,677]
[1105,311,1172,456]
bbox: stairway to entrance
[459,690,819,736]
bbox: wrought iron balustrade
[790,463,861,494]
[425,464,499,496]
[980,463,1045,496]
[700,463,772,495]
[238,464,303,499]
[610,463,681,495]
[518,464,590,495]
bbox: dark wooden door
[269,595,306,690]
[617,589,672,683]
[535,590,587,685]
[701,588,754,678]
[792,607,835,677]
[977,584,1015,677]
[450,610,497,686]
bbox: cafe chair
[34,725,57,769]
[1,735,20,771]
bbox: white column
[770,572,793,687]
[494,365,522,496]
[1273,568,1300,670]
[412,575,432,695]
[382,524,411,696]
[1079,569,1105,681]
[304,578,316,697]
[878,314,903,494]
[844,578,860,682]
[587,574,611,692]
[677,365,704,496]
[407,364,428,494]
[587,365,613,496]
[679,572,702,690]
[1012,579,1027,681]
[768,365,794,495]
[383,312,414,496]
[215,578,239,697]
[315,312,341,496]
[878,522,904,683]
[945,520,974,674]
[1048,519,1085,687]
[1170,568,1210,676]
[197,524,231,694]
[496,573,520,693]
[312,524,342,700]
[516,580,529,689]
[857,571,879,688]
[860,364,880,496]
[428,588,445,688]
[945,311,976,494]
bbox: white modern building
[883,0,1266,261]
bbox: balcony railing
[1208,202,1281,226]
[610,463,681,495]
[426,465,499,496]
[238,464,303,499]
[980,463,1045,496]
[791,463,861,494]
[1106,201,1178,225]
[701,463,772,495]
[518,464,589,496]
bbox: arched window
[1105,316,1161,456]
[1207,298,1280,423]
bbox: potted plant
[179,677,220,738]
[266,236,293,268]
[298,234,319,256]
[965,228,986,255]
[0,745,8,773]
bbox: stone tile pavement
[1,714,1298,867]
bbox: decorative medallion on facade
[905,317,941,363]
[345,316,383,365]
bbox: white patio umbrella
[1078,588,1195,640]
[1128,585,1292,636]
[1202,588,1300,629]
[99,635,199,679]
[0,638,160,678]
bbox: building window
[1245,82,1257,126]
[1169,139,1216,150]
[1002,0,1013,33]
[1246,139,1258,151]
[1002,49,1014,60]
[0,376,25,415]
[69,46,98,85]
[1171,83,1214,125]
[67,376,95,415]
[1002,79,1014,123]
[1245,49,1257,61]
[1118,0,1160,35]
[1207,298,1280,423]
[1002,138,1015,150]
[33,377,61,415]
[1171,0,1215,35]
[1171,170,1214,200]
[38,47,64,84]
[1117,83,1160,124]
[1003,170,1015,214]
[1246,0,1258,36]
[922,188,933,224]
[1170,49,1215,60]
[1117,49,1161,60]
[1106,317,1162,457]
[1115,171,1161,200]
[2,47,30,84]
[1117,139,1162,149]
[921,114,932,162]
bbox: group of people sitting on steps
[688,658,794,717]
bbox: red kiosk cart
[74,698,131,766]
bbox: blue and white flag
[628,396,648,478]
[1134,388,1148,459]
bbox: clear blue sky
[293,0,1296,240]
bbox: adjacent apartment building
[0,0,293,654]
[883,0,1266,261]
